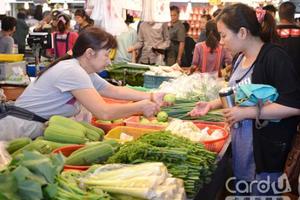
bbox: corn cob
[6,137,32,154]
[44,124,87,144]
[65,143,114,166]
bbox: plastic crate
[108,63,150,86]
[0,61,26,80]
[52,145,89,171]
[91,117,125,134]
[193,122,229,153]
[0,54,24,62]
[143,74,174,89]
[105,126,158,143]
[26,64,47,77]
[124,116,168,130]
[98,70,109,78]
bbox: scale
[27,32,52,72]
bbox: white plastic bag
[90,0,128,36]
[141,0,171,22]
[0,141,12,171]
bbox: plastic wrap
[156,72,226,101]
[0,141,11,171]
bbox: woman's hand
[127,47,135,53]
[189,101,211,117]
[222,106,247,127]
[152,92,166,106]
[140,99,160,117]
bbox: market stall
[2,0,298,199]
[0,113,231,200]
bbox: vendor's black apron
[0,103,47,123]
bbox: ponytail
[205,20,220,53]
[259,11,278,43]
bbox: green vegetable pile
[161,99,225,122]
[55,170,111,200]
[107,131,217,197]
[0,151,64,200]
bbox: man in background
[114,14,137,63]
[0,16,17,54]
[276,1,300,77]
[13,12,29,54]
[166,6,185,66]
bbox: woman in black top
[190,3,300,196]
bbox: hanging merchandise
[89,0,128,36]
[141,0,171,23]
[0,0,6,15]
[122,0,142,11]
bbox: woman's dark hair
[75,9,94,25]
[205,20,220,53]
[37,27,117,79]
[216,3,277,43]
[57,14,70,33]
[182,21,190,33]
[263,4,277,15]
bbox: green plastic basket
[108,63,150,86]
[143,74,174,89]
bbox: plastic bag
[90,0,128,36]
[141,0,171,22]
[157,72,225,101]
[0,89,6,102]
[0,141,12,171]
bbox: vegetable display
[44,115,104,144]
[0,151,64,200]
[107,131,217,197]
[80,162,186,200]
[65,140,120,166]
[54,170,111,200]
[166,119,225,142]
